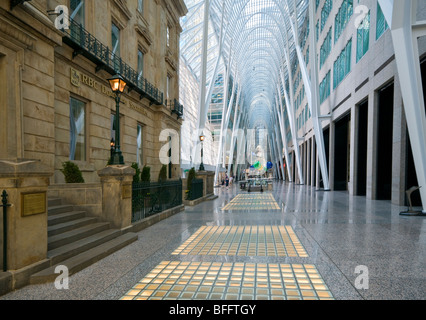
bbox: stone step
[48,222,111,251]
[30,232,138,285]
[48,205,76,216]
[48,217,99,237]
[47,229,123,266]
[206,194,219,201]
[48,211,86,227]
[48,198,62,207]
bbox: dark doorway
[356,99,368,196]
[404,59,426,206]
[334,114,351,191]
[406,132,422,206]
[376,82,394,200]
[312,139,316,187]
[320,128,330,189]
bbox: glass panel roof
[180,0,310,130]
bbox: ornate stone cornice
[0,14,36,49]
[135,23,153,46]
[165,48,177,72]
[111,0,132,21]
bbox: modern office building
[0,0,425,302]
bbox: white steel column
[227,83,243,171]
[274,126,286,181]
[275,92,292,181]
[382,0,426,212]
[193,0,210,169]
[279,69,303,184]
[284,0,330,190]
[214,55,233,184]
[221,78,237,167]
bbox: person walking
[225,175,229,190]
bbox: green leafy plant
[131,163,141,183]
[158,164,168,182]
[60,161,85,183]
[141,165,151,182]
[187,167,196,191]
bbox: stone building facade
[0,0,187,183]
[0,0,187,285]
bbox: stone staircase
[30,198,138,284]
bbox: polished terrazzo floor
[1,181,425,300]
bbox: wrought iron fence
[62,18,164,105]
[187,179,203,201]
[132,179,182,223]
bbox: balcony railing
[62,18,163,105]
[167,99,184,119]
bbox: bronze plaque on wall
[122,185,132,199]
[21,192,47,217]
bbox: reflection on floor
[121,261,333,300]
[121,192,326,300]
[172,225,308,257]
[221,194,281,211]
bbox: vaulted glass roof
[180,0,310,130]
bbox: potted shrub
[60,161,85,183]
[186,167,196,200]
[131,163,141,184]
[141,165,151,182]
[158,164,168,182]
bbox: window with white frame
[69,97,86,161]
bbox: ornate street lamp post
[108,74,127,165]
[199,135,205,171]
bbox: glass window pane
[138,50,144,81]
[70,0,85,25]
[137,124,143,166]
[112,23,120,57]
[70,97,86,161]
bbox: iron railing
[62,18,164,105]
[167,99,184,119]
[132,179,182,223]
[187,179,203,201]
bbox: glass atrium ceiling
[180,0,310,130]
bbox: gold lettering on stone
[70,68,81,87]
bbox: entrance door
[404,59,426,206]
[334,114,351,191]
[376,83,394,200]
[320,128,330,189]
[356,100,368,196]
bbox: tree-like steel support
[379,0,426,213]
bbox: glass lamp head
[108,74,127,93]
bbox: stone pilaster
[0,159,53,271]
[97,165,135,230]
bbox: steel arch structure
[180,0,426,211]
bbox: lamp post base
[111,151,124,165]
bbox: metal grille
[132,180,182,223]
